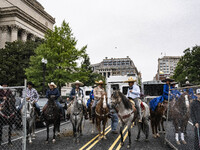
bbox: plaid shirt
[26,88,39,102]
[0,89,14,101]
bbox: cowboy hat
[171,81,178,85]
[124,77,137,83]
[162,77,174,82]
[182,81,193,87]
[48,82,57,88]
[71,80,84,86]
[27,81,34,86]
[95,80,104,84]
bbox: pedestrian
[110,107,118,134]
[0,83,15,103]
[18,82,40,117]
[125,76,142,122]
[190,88,200,150]
[45,82,63,117]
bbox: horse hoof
[103,136,107,140]
[45,140,49,144]
[29,141,33,144]
[127,145,131,149]
[176,141,181,145]
[121,142,124,146]
[57,132,61,137]
[52,139,56,143]
[135,138,139,142]
[98,136,101,141]
[181,140,187,145]
[156,133,160,137]
[91,131,94,134]
[77,139,80,143]
[153,134,157,138]
[145,139,149,142]
[8,142,13,146]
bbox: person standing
[125,77,142,122]
[0,83,15,103]
[190,88,200,150]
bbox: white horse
[21,99,36,144]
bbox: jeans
[194,127,200,150]
[132,98,142,120]
[111,113,118,131]
[55,100,64,115]
[18,101,40,110]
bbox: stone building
[0,0,55,49]
[154,56,181,81]
[91,56,140,78]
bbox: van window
[85,91,91,96]
[122,86,129,95]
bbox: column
[10,25,19,42]
[21,30,28,41]
[0,26,9,49]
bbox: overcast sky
[38,0,200,81]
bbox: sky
[38,0,200,82]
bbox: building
[0,0,55,49]
[92,56,140,78]
[154,56,181,81]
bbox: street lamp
[41,58,47,95]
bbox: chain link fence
[0,81,27,150]
[165,85,200,150]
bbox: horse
[169,93,190,145]
[0,97,16,145]
[91,94,109,140]
[135,99,150,142]
[43,97,61,143]
[70,92,84,143]
[150,100,167,138]
[110,91,137,149]
[87,99,94,121]
[21,99,36,144]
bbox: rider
[18,82,40,116]
[66,81,88,120]
[91,80,106,118]
[125,77,142,123]
[170,82,181,100]
[45,82,63,117]
[182,80,197,100]
[87,85,95,108]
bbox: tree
[0,40,43,86]
[25,21,87,92]
[173,46,200,85]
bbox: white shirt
[126,84,140,99]
[23,88,39,102]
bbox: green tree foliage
[173,46,200,85]
[25,21,87,92]
[0,40,43,86]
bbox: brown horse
[150,100,168,138]
[87,100,94,121]
[92,94,109,140]
[169,93,190,145]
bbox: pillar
[21,30,27,41]
[0,26,9,49]
[10,25,19,42]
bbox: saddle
[129,99,145,112]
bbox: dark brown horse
[150,100,167,138]
[0,97,16,145]
[170,93,190,145]
[43,97,61,143]
[87,100,94,121]
[92,94,109,140]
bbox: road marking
[86,128,112,150]
[1,121,69,145]
[108,126,128,150]
[115,123,134,150]
[79,125,111,150]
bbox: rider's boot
[83,105,89,120]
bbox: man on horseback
[44,82,64,117]
[125,77,142,122]
[18,82,40,117]
[66,80,88,120]
[91,80,106,118]
[182,79,197,100]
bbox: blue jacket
[171,87,181,100]
[90,90,94,100]
[70,88,84,100]
[46,88,60,101]
[183,88,197,100]
[162,84,172,100]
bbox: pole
[22,79,27,150]
[164,85,170,144]
[43,63,46,96]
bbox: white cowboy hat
[182,81,193,87]
[196,89,200,95]
[48,82,57,88]
[162,77,174,82]
[71,80,84,86]
[95,80,104,84]
[124,77,137,83]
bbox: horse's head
[111,90,121,109]
[75,92,83,106]
[25,100,35,118]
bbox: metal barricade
[165,85,200,150]
[0,80,27,150]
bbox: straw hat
[171,81,178,85]
[162,77,174,82]
[48,82,57,88]
[71,80,84,86]
[95,80,104,84]
[124,77,137,83]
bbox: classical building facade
[92,56,140,78]
[154,56,181,81]
[0,0,55,49]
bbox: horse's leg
[144,118,150,141]
[80,117,83,136]
[161,119,165,133]
[127,127,131,149]
[173,119,180,145]
[46,122,49,143]
[180,119,187,144]
[103,118,107,140]
[120,125,124,146]
[96,118,101,140]
[0,122,2,145]
[8,121,12,145]
[52,122,56,143]
[91,117,95,134]
[136,121,141,141]
[155,119,160,137]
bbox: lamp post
[41,58,47,95]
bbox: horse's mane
[113,91,132,110]
[176,94,188,112]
